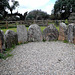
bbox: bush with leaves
[26,10,49,20]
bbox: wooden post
[6,21,8,29]
[34,20,36,24]
[20,20,22,24]
[46,20,48,26]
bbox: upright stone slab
[58,22,67,41]
[0,30,5,53]
[43,24,59,41]
[28,24,43,42]
[73,25,75,44]
[67,23,74,43]
[1,30,5,50]
[5,30,18,48]
[17,25,28,43]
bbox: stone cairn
[0,23,75,53]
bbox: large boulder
[58,22,67,41]
[17,25,28,43]
[0,30,5,53]
[28,24,43,42]
[43,24,59,41]
[5,30,18,48]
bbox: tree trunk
[10,10,12,15]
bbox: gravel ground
[0,41,75,75]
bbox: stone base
[58,35,66,41]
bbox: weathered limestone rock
[28,24,43,42]
[5,30,18,48]
[58,22,67,41]
[43,24,59,41]
[73,25,75,44]
[0,30,5,53]
[67,23,74,43]
[1,30,5,50]
[17,25,28,43]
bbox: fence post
[34,20,36,24]
[6,21,8,29]
[20,20,22,24]
[47,20,48,26]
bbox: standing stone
[58,22,67,41]
[17,25,28,43]
[0,30,5,53]
[73,25,75,44]
[5,30,18,48]
[67,23,74,43]
[28,24,43,42]
[43,24,59,41]
[1,30,5,50]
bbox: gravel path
[0,41,75,75]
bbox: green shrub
[0,53,4,59]
[65,19,68,25]
[63,40,68,43]
[43,39,46,42]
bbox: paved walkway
[0,41,75,75]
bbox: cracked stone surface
[0,41,75,75]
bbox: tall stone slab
[1,30,5,50]
[58,22,67,41]
[17,25,28,43]
[5,30,18,48]
[28,24,43,42]
[73,25,75,44]
[43,24,59,41]
[0,30,5,53]
[67,23,74,43]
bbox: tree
[26,10,49,20]
[53,0,75,19]
[7,0,19,15]
[0,0,8,19]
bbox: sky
[7,0,56,15]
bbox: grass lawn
[55,26,59,31]
[1,26,47,33]
[1,28,17,33]
[1,26,59,33]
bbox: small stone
[28,24,43,42]
[17,25,28,43]
[43,24,59,41]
